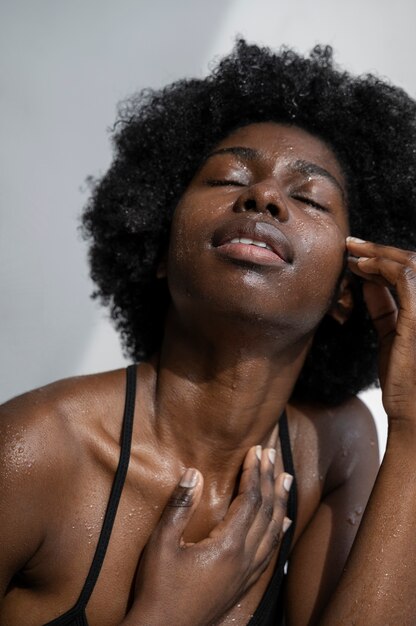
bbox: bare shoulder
[319,395,380,487]
[290,394,379,485]
[286,395,379,538]
[0,367,127,467]
[0,368,127,592]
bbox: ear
[328,276,354,325]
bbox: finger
[348,256,393,289]
[259,472,292,558]
[349,256,416,307]
[237,445,262,496]
[244,448,277,553]
[362,281,398,341]
[346,237,415,264]
[214,446,262,537]
[248,472,293,583]
[153,468,204,545]
[265,423,279,450]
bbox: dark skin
[2,122,414,625]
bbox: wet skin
[0,123,382,625]
[168,123,350,349]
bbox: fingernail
[268,449,276,464]
[256,445,262,461]
[283,517,292,533]
[283,473,293,492]
[346,236,366,244]
[180,468,198,488]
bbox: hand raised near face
[347,237,416,424]
[125,446,293,626]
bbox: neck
[147,308,312,480]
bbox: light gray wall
[2,0,416,454]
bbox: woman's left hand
[346,236,416,425]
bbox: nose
[233,180,289,222]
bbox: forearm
[319,422,416,625]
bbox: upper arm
[285,399,380,626]
[0,393,70,597]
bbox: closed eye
[205,179,246,187]
[291,194,328,212]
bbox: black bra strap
[75,364,137,607]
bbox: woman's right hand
[126,445,293,626]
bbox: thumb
[155,468,204,545]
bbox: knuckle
[262,501,274,521]
[167,487,193,508]
[220,534,241,558]
[245,487,262,509]
[270,519,283,548]
[271,529,283,549]
[276,494,288,510]
[401,265,416,283]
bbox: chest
[10,420,329,626]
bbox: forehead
[212,122,346,190]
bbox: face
[166,122,350,338]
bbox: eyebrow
[205,147,345,197]
[289,159,345,197]
[205,146,260,161]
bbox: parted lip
[212,217,294,263]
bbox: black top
[42,364,297,626]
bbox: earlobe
[328,277,354,325]
[156,253,168,279]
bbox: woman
[1,41,416,625]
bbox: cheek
[297,211,346,263]
[166,199,214,301]
[294,219,346,301]
[168,201,203,266]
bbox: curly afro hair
[82,39,416,405]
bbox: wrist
[384,417,416,461]
[388,416,416,439]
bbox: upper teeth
[229,237,273,251]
